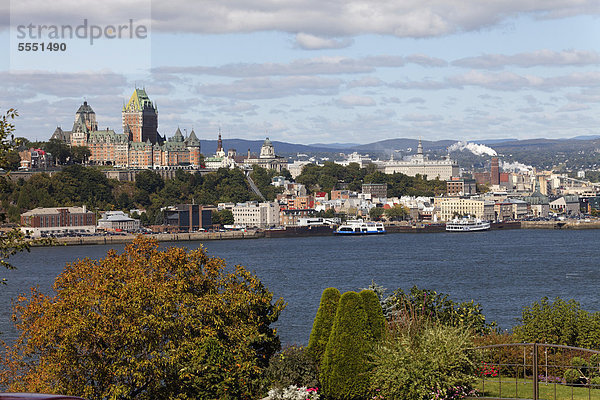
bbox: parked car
[0,394,87,400]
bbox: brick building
[20,206,96,237]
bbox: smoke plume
[448,141,497,156]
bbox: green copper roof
[185,129,200,147]
[123,88,155,112]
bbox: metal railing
[468,343,600,400]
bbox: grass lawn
[473,377,600,399]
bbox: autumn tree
[0,237,285,400]
[0,109,35,283]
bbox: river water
[1,230,598,346]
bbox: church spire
[217,128,223,152]
[417,138,423,155]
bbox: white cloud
[154,55,407,77]
[295,33,353,50]
[453,50,600,69]
[557,103,590,112]
[336,95,376,108]
[195,76,342,100]
[5,1,599,38]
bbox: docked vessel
[334,220,386,235]
[445,217,490,232]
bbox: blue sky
[1,1,600,144]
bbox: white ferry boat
[334,220,386,235]
[445,217,491,232]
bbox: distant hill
[199,139,336,156]
[198,136,600,170]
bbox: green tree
[43,139,71,165]
[385,204,409,221]
[307,287,341,363]
[513,297,600,348]
[369,207,385,221]
[320,291,372,400]
[135,170,164,194]
[1,237,285,400]
[70,146,91,164]
[5,150,21,171]
[0,109,38,282]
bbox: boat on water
[334,219,386,235]
[445,217,491,232]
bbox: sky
[1,0,600,145]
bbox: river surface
[1,230,598,346]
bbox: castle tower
[122,88,158,144]
[73,101,98,132]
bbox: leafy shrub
[264,346,320,390]
[266,385,319,400]
[513,296,600,348]
[321,291,372,400]
[370,323,477,400]
[564,368,582,385]
[386,286,492,334]
[307,287,341,362]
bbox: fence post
[533,343,539,400]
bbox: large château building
[51,89,201,168]
[380,139,459,180]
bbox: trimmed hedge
[321,291,372,400]
[307,287,341,362]
[359,289,385,340]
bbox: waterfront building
[97,211,140,232]
[379,139,459,180]
[20,206,96,237]
[232,201,279,228]
[549,195,580,215]
[163,204,213,232]
[280,208,317,226]
[438,198,495,222]
[521,192,550,217]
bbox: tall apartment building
[362,183,387,199]
[446,178,477,197]
[232,202,279,228]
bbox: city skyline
[1,1,599,144]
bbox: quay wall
[521,221,600,230]
[31,230,264,247]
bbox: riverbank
[26,219,600,246]
[30,230,265,247]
